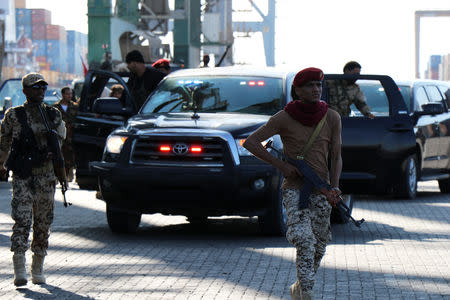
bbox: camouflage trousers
[10,174,56,256]
[283,188,332,294]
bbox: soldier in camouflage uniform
[53,87,79,182]
[244,68,342,300]
[326,61,375,119]
[0,73,65,286]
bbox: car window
[0,80,26,111]
[414,87,429,111]
[142,76,284,116]
[425,85,443,102]
[332,80,390,117]
[398,85,412,112]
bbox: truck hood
[125,113,269,137]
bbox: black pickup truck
[72,67,450,235]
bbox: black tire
[438,178,450,193]
[258,176,287,236]
[331,194,353,224]
[395,155,418,199]
[106,204,141,233]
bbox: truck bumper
[90,161,280,216]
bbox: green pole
[88,0,112,66]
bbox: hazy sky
[26,0,450,80]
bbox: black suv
[73,68,450,235]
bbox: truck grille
[130,136,226,167]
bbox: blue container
[65,30,88,74]
[16,24,32,40]
[430,55,441,68]
[16,9,31,26]
[47,40,67,72]
[33,40,47,57]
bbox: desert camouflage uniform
[0,101,65,255]
[326,79,371,117]
[283,188,332,298]
[53,100,78,178]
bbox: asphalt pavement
[0,180,448,299]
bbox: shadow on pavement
[16,284,94,299]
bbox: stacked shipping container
[67,30,88,74]
[14,8,87,76]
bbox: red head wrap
[293,67,324,87]
[152,59,170,68]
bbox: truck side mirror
[92,97,133,117]
[3,97,12,112]
[421,102,444,115]
[412,102,445,124]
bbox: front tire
[395,155,418,199]
[331,194,353,224]
[438,177,450,193]
[258,176,287,236]
[106,204,141,233]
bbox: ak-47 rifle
[265,141,364,227]
[37,105,71,207]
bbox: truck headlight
[105,136,128,154]
[235,138,272,156]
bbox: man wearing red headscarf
[243,67,342,300]
[152,59,171,75]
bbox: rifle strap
[297,112,327,160]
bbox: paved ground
[0,180,448,299]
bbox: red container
[35,56,46,63]
[46,25,67,41]
[31,9,51,24]
[32,24,46,40]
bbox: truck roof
[168,66,291,79]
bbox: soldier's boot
[12,253,27,286]
[289,280,303,300]
[31,254,46,284]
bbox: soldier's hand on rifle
[279,161,302,179]
[326,187,342,207]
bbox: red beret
[152,58,170,68]
[293,67,324,87]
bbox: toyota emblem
[173,143,189,155]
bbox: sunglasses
[28,84,47,91]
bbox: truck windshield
[141,76,284,115]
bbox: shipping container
[15,0,26,9]
[32,24,46,40]
[47,40,68,72]
[31,9,51,25]
[15,8,31,26]
[35,56,47,63]
[66,31,88,75]
[46,24,67,41]
[33,40,47,57]
[16,24,32,40]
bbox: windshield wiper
[152,96,185,113]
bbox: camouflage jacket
[0,101,66,176]
[53,100,78,143]
[326,80,371,117]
